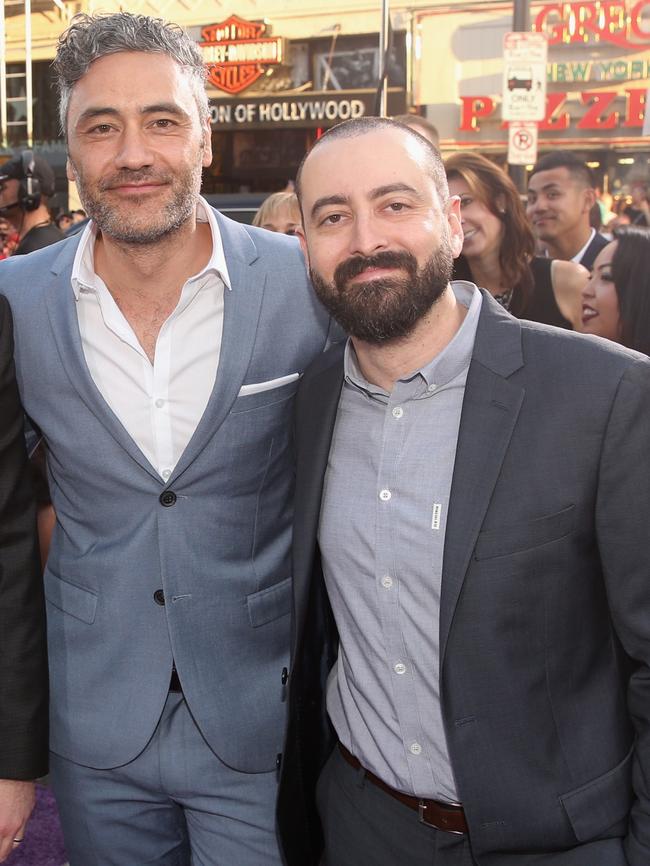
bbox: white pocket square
[238,373,300,397]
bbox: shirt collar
[344,280,482,397]
[571,228,596,264]
[71,195,231,299]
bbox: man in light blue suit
[0,12,332,866]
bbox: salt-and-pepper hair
[53,12,209,134]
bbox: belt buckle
[418,800,466,836]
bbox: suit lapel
[45,238,161,481]
[172,212,264,481]
[292,345,345,656]
[439,294,525,664]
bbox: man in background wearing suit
[526,151,609,270]
[277,117,650,866]
[0,12,331,866]
[0,297,47,862]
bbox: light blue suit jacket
[0,210,332,772]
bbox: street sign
[508,121,538,165]
[502,32,547,122]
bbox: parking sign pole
[509,0,533,192]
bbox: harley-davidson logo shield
[199,15,283,95]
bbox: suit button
[159,490,177,507]
[281,667,288,685]
[153,589,165,606]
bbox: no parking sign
[508,122,538,165]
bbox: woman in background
[445,151,587,328]
[252,191,301,236]
[578,225,650,355]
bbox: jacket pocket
[474,504,576,561]
[44,571,98,624]
[559,745,634,842]
[247,576,292,627]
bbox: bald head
[295,117,449,209]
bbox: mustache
[99,170,172,191]
[333,251,418,286]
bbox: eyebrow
[75,103,189,125]
[310,182,422,220]
[530,181,562,193]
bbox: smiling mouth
[463,229,477,240]
[582,304,598,324]
[349,266,401,283]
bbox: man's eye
[153,119,174,128]
[321,213,342,226]
[90,124,113,134]
[387,201,408,212]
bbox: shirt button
[392,406,404,419]
[381,575,393,589]
[427,383,436,393]
[394,662,406,675]
[155,398,165,408]
[161,469,171,481]
[379,489,391,502]
[159,490,177,507]
[153,589,165,606]
[410,742,422,755]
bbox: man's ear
[295,225,310,264]
[201,117,213,168]
[583,186,597,212]
[447,195,464,258]
[66,157,76,183]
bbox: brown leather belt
[338,743,468,835]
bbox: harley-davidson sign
[198,16,283,95]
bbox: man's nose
[348,213,388,257]
[114,127,154,170]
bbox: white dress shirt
[71,197,230,481]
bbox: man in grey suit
[276,117,650,866]
[0,12,331,866]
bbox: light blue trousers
[50,691,282,866]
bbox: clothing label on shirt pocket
[431,503,442,530]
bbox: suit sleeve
[595,356,650,864]
[0,296,48,780]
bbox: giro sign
[502,32,548,121]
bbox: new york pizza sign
[199,15,284,95]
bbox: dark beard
[310,246,454,343]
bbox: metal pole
[513,0,530,33]
[509,0,530,192]
[25,0,33,146]
[0,1,7,150]
[378,0,390,116]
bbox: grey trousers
[50,691,283,866]
[316,747,476,866]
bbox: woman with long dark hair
[578,225,650,354]
[445,151,587,327]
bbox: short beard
[310,245,454,344]
[70,161,202,246]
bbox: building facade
[1,0,648,200]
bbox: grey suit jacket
[0,210,332,772]
[278,292,650,866]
